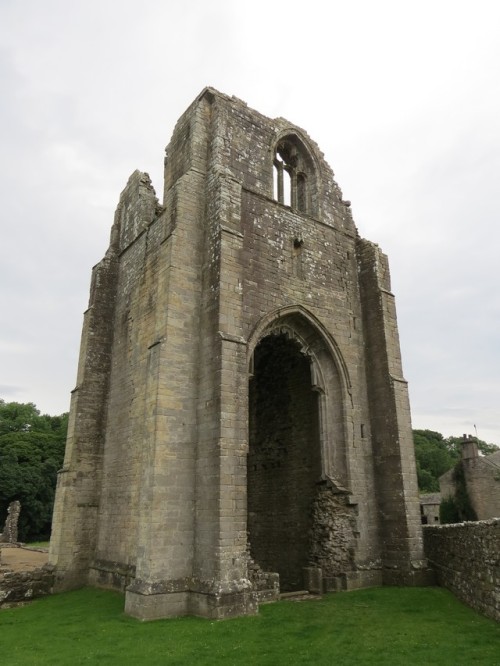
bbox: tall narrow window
[274,154,292,206]
[272,135,316,215]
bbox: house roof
[486,450,500,465]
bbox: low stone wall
[0,568,54,606]
[423,519,499,622]
[0,545,53,607]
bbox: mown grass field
[25,541,50,549]
[0,586,498,665]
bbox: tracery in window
[272,135,317,215]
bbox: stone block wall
[463,457,500,520]
[424,519,500,622]
[0,568,54,607]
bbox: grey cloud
[1,0,499,442]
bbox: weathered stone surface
[49,88,427,619]
[424,519,500,622]
[0,501,21,543]
[420,493,441,525]
[308,483,357,584]
[0,562,54,607]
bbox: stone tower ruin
[49,88,428,620]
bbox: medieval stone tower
[49,88,428,620]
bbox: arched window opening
[273,136,316,215]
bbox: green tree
[0,400,49,434]
[0,400,67,541]
[439,496,460,523]
[413,430,459,492]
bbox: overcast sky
[1,0,499,444]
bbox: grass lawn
[25,541,50,549]
[0,586,498,665]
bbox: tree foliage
[413,428,499,493]
[0,400,67,541]
[413,430,458,492]
[439,496,460,524]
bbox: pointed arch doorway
[248,332,321,591]
[247,310,351,592]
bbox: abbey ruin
[49,88,430,620]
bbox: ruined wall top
[106,88,359,259]
[0,500,21,544]
[163,87,357,234]
[107,170,161,255]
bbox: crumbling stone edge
[0,566,54,607]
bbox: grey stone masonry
[50,88,430,619]
[424,520,500,623]
[0,568,54,607]
[0,501,21,543]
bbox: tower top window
[273,135,317,215]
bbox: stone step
[279,590,322,601]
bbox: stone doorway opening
[248,333,321,592]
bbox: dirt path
[0,546,48,573]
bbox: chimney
[461,434,479,460]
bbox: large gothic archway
[248,333,321,590]
[247,309,352,592]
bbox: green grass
[0,587,498,665]
[25,541,50,549]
